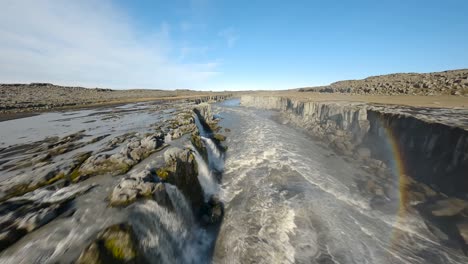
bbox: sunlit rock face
[241,95,468,197]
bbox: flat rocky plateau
[297,69,468,96]
[0,83,232,115]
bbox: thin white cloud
[179,44,209,60]
[218,27,239,48]
[0,0,219,89]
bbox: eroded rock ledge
[241,95,468,197]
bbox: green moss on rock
[76,223,145,264]
[156,167,171,181]
[213,133,226,142]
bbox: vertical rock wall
[240,95,468,198]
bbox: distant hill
[0,83,227,113]
[297,69,468,96]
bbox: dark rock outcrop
[163,147,204,211]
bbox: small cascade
[166,184,196,226]
[191,147,220,200]
[130,185,211,263]
[194,113,208,137]
[201,136,224,172]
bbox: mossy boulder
[156,167,170,181]
[213,133,226,142]
[190,132,208,161]
[76,223,147,264]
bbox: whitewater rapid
[212,100,468,264]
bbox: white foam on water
[131,185,212,264]
[201,136,224,172]
[213,105,468,264]
[190,146,220,200]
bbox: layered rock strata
[241,95,468,249]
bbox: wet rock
[194,103,213,123]
[429,198,468,217]
[77,153,133,181]
[140,135,158,150]
[0,184,94,251]
[109,169,159,207]
[0,152,92,202]
[456,220,468,245]
[109,166,175,209]
[164,147,185,164]
[163,147,204,210]
[76,134,164,181]
[201,195,224,225]
[213,134,226,142]
[356,147,371,160]
[76,223,147,264]
[190,132,207,160]
[170,128,183,139]
[100,132,137,152]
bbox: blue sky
[1,0,467,90]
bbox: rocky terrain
[0,98,228,263]
[0,83,231,114]
[298,69,468,96]
[2,69,468,263]
[241,95,468,255]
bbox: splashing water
[201,136,224,172]
[191,147,220,200]
[130,184,212,263]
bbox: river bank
[0,99,228,263]
[238,95,468,261]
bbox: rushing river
[1,99,467,263]
[211,99,468,264]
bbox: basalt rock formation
[241,95,468,249]
[241,95,468,197]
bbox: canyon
[1,75,468,263]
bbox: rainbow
[376,116,412,248]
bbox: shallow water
[1,99,467,263]
[212,99,468,264]
[0,100,206,263]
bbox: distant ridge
[297,69,468,96]
[0,83,229,114]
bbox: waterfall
[191,147,219,200]
[201,136,224,172]
[193,110,224,172]
[130,185,211,263]
[194,114,208,136]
